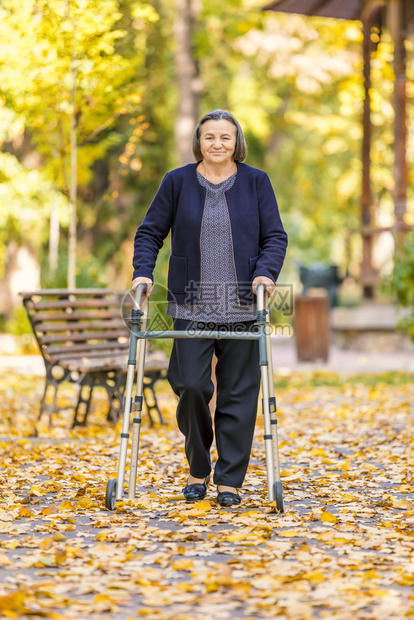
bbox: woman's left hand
[252,276,275,297]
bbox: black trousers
[167,319,261,488]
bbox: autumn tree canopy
[0,0,412,295]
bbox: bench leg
[39,369,62,428]
[104,371,124,424]
[39,380,50,420]
[143,372,165,426]
[42,384,58,428]
[106,391,122,424]
[73,383,93,427]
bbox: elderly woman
[132,110,287,506]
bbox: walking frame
[105,283,284,512]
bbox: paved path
[0,378,413,619]
[271,337,414,374]
[1,337,413,377]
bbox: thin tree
[174,0,200,165]
[68,4,77,289]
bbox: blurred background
[0,0,413,366]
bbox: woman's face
[199,119,237,166]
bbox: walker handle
[256,283,267,312]
[134,283,147,311]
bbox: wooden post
[389,0,407,246]
[361,17,374,299]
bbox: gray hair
[192,110,247,163]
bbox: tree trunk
[68,7,77,290]
[174,0,200,165]
[174,0,215,404]
[49,195,60,274]
[391,0,407,246]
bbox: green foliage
[0,0,412,307]
[276,370,414,389]
[5,305,32,336]
[0,0,141,187]
[0,152,70,278]
[194,7,367,273]
[3,306,37,352]
[41,250,108,289]
[0,0,163,287]
[388,232,414,339]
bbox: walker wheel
[105,479,117,511]
[275,480,284,513]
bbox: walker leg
[105,284,146,511]
[257,287,276,502]
[260,337,276,502]
[128,299,148,499]
[265,306,284,513]
[257,284,284,511]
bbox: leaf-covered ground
[0,370,414,619]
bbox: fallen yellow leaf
[280,468,292,477]
[396,573,414,586]
[0,591,28,613]
[309,448,325,457]
[17,506,35,518]
[363,569,381,580]
[340,493,357,503]
[392,499,410,510]
[29,485,45,497]
[226,532,248,542]
[278,529,301,537]
[172,558,194,570]
[39,537,54,550]
[321,511,337,524]
[59,501,75,511]
[41,505,58,516]
[192,500,212,512]
[304,571,326,584]
[0,552,13,566]
[76,497,95,510]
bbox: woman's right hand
[131,276,153,296]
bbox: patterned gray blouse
[167,170,256,323]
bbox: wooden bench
[20,289,169,427]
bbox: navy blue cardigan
[132,162,288,305]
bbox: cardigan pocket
[249,255,260,281]
[168,254,188,293]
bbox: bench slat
[29,299,121,310]
[31,310,122,322]
[40,330,128,345]
[35,319,126,333]
[47,341,129,356]
[50,348,168,367]
[62,359,126,372]
[61,357,167,374]
[20,289,114,297]
[52,350,128,362]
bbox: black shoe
[182,475,210,502]
[217,490,241,507]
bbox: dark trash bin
[299,263,343,307]
[294,295,330,362]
